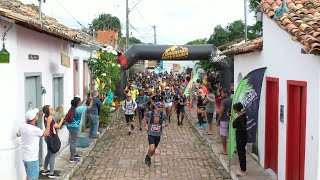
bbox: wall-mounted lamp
[0,43,9,63]
[256,8,262,22]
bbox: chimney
[96,30,119,47]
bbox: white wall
[0,22,25,180]
[234,14,320,180]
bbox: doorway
[265,77,279,174]
[53,75,64,109]
[73,60,80,96]
[25,73,42,164]
[286,80,307,180]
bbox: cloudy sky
[21,0,255,45]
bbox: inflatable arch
[114,44,232,100]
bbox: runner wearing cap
[164,86,174,123]
[144,102,168,166]
[17,108,52,180]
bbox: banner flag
[228,67,267,160]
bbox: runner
[152,89,164,104]
[164,86,174,123]
[136,89,148,131]
[122,93,137,135]
[175,89,186,126]
[144,102,168,167]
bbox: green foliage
[99,105,112,127]
[90,13,121,32]
[249,0,260,12]
[119,36,144,50]
[88,48,121,95]
[186,38,207,45]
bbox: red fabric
[200,85,208,94]
[215,97,222,107]
[66,108,75,123]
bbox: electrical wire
[53,0,87,29]
[129,23,148,43]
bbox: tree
[119,36,144,50]
[207,25,230,47]
[186,38,207,45]
[249,0,260,12]
[90,13,121,33]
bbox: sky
[20,0,256,45]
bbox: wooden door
[286,81,307,180]
[265,77,279,174]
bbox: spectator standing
[41,105,65,178]
[203,87,215,135]
[230,102,247,177]
[66,96,93,163]
[86,90,107,138]
[217,89,232,155]
[17,108,52,180]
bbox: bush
[99,105,112,127]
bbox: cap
[155,102,163,107]
[25,108,39,121]
[165,86,170,90]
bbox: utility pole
[125,0,129,78]
[39,0,43,27]
[244,0,248,44]
[125,0,129,50]
[153,25,157,45]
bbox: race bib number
[180,102,184,105]
[128,104,133,109]
[166,99,171,103]
[151,124,161,132]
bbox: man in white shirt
[122,93,137,135]
[17,108,52,180]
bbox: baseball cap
[25,108,39,121]
[165,86,170,90]
[155,102,163,107]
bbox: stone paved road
[72,113,231,180]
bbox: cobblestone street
[72,113,231,180]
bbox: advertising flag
[228,67,267,160]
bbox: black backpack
[47,133,61,153]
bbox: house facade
[0,1,102,179]
[221,0,320,179]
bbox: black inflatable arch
[114,44,229,100]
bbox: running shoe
[69,158,81,163]
[140,126,142,131]
[48,173,60,179]
[131,124,134,130]
[75,154,81,159]
[41,170,50,175]
[197,125,203,129]
[128,131,132,135]
[144,155,151,167]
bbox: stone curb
[185,111,274,180]
[58,112,119,180]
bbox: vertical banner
[228,67,267,160]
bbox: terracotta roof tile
[260,0,320,55]
[219,37,263,56]
[0,0,103,47]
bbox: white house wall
[0,23,24,180]
[234,14,320,180]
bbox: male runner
[144,102,168,166]
[164,86,174,123]
[175,89,186,126]
[122,93,137,135]
[136,89,148,131]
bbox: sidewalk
[38,110,120,180]
[185,106,275,180]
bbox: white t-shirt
[17,123,44,161]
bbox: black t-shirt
[175,94,186,106]
[232,113,247,136]
[197,95,204,108]
[152,95,164,102]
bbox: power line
[129,23,148,42]
[54,0,86,29]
